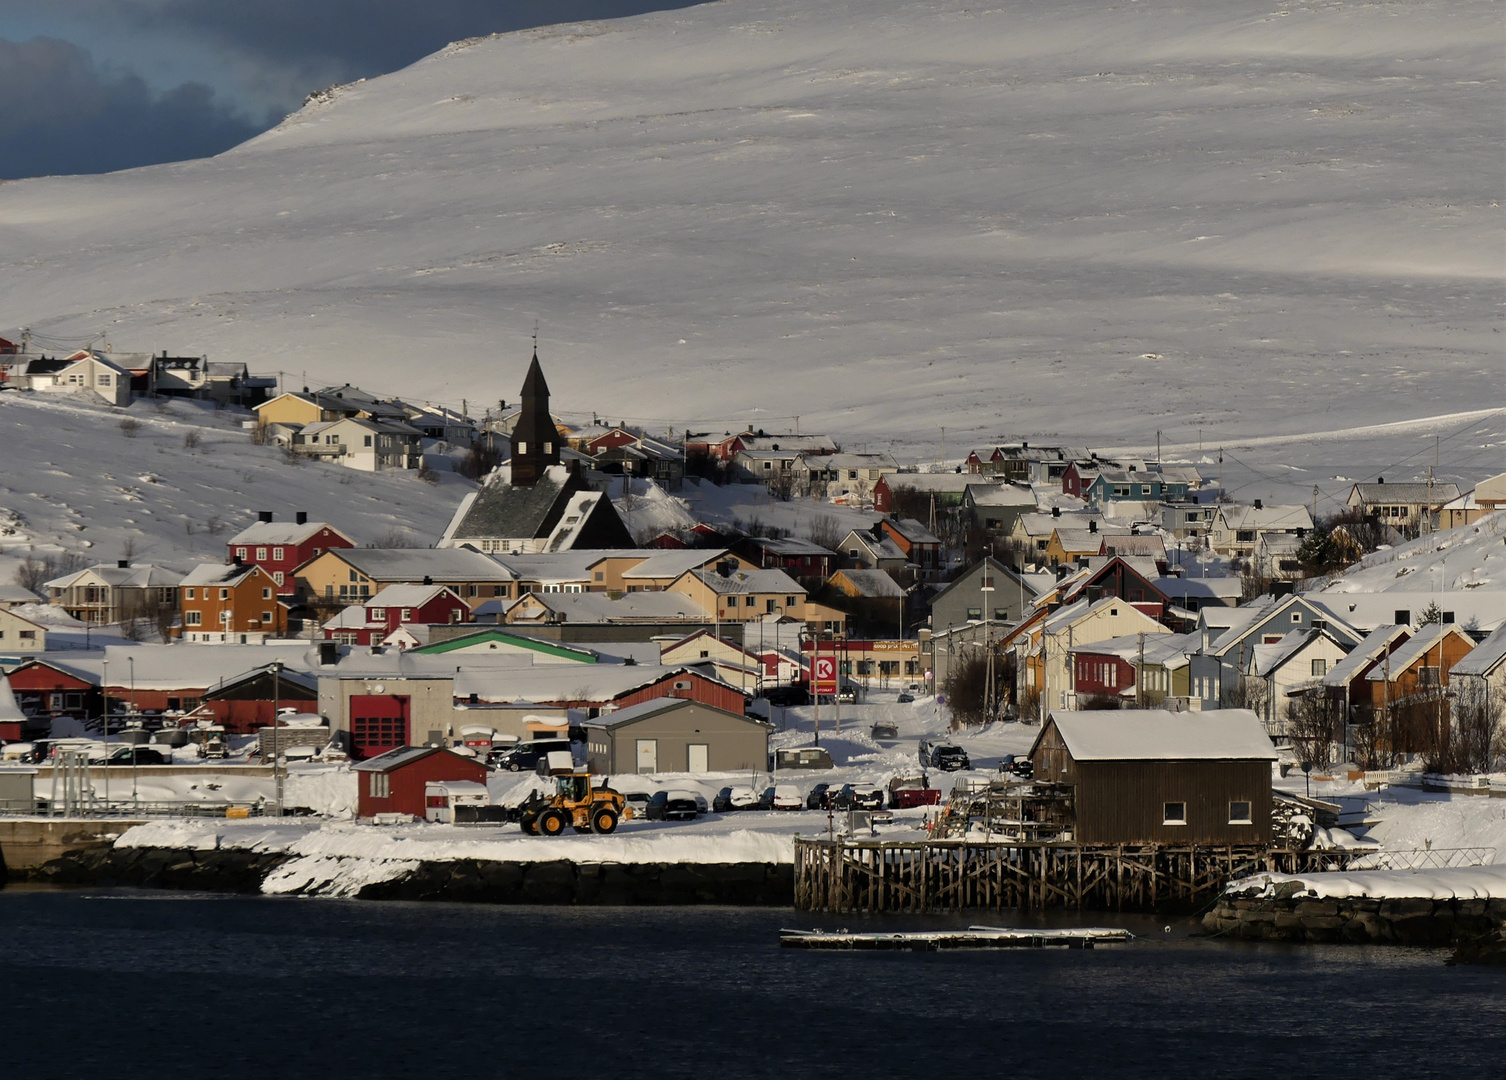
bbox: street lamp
[271,661,285,816]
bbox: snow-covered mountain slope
[0,394,469,580]
[0,0,1499,467]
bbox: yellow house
[293,548,515,610]
[253,392,329,427]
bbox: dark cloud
[0,3,700,179]
[127,1,704,83]
[0,36,268,179]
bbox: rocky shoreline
[22,844,796,905]
[1202,878,1506,963]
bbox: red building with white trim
[228,513,355,596]
[353,746,488,819]
[322,584,471,647]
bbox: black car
[646,790,700,821]
[832,783,884,811]
[491,739,572,772]
[761,685,810,707]
[805,783,834,810]
[896,693,915,704]
[919,740,970,771]
[105,746,166,765]
[999,754,1034,779]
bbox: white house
[293,417,423,471]
[16,350,131,406]
[1210,502,1313,556]
[0,607,47,653]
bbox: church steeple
[509,347,561,487]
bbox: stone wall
[1202,878,1506,958]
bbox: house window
[1311,659,1326,677]
[369,773,390,798]
[363,435,372,447]
[1229,801,1253,825]
[594,572,604,582]
[219,610,231,624]
[967,607,982,619]
[256,547,268,561]
[219,589,229,600]
[185,588,195,600]
[371,608,386,620]
[262,611,273,623]
[19,629,34,640]
[1291,612,1302,623]
[262,587,272,599]
[1112,485,1130,497]
[518,441,527,455]
[273,547,284,561]
[1418,666,1440,687]
[400,609,412,621]
[185,611,202,625]
[1163,802,1187,826]
[1140,485,1151,496]
[744,596,755,607]
[273,572,285,586]
[236,548,248,559]
[98,374,111,386]
[544,442,553,454]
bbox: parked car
[832,783,884,811]
[97,745,166,765]
[645,790,701,821]
[870,721,899,741]
[491,738,572,772]
[887,773,942,809]
[805,782,835,810]
[767,784,803,811]
[896,693,915,704]
[919,740,970,771]
[713,786,760,812]
[837,684,860,704]
[622,791,651,821]
[999,754,1034,779]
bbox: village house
[1450,624,1506,725]
[791,452,897,503]
[6,350,131,406]
[354,746,489,819]
[697,429,838,465]
[453,663,749,719]
[1365,622,1478,713]
[837,527,908,575]
[583,698,770,774]
[1160,502,1216,541]
[962,483,1038,536]
[658,628,802,691]
[1068,631,1197,708]
[148,354,277,408]
[1320,625,1411,725]
[928,558,1041,635]
[1013,596,1171,713]
[1241,625,1356,733]
[500,590,710,629]
[5,658,102,723]
[733,536,835,588]
[1208,501,1314,557]
[0,584,42,609]
[292,416,424,471]
[45,560,181,625]
[322,583,471,646]
[1043,522,1130,567]
[826,569,907,638]
[594,549,751,594]
[1029,709,1277,846]
[1083,467,1195,514]
[0,607,47,654]
[1187,594,1363,711]
[1474,471,1506,511]
[1347,479,1463,535]
[1008,510,1103,559]
[178,561,288,643]
[878,517,944,582]
[577,426,685,490]
[228,513,355,595]
[873,472,976,514]
[401,403,476,445]
[293,547,515,610]
[667,564,806,623]
[827,638,923,689]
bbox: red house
[322,583,470,646]
[1061,556,1170,620]
[6,659,100,722]
[1071,648,1137,700]
[1061,461,1100,499]
[228,513,355,596]
[353,746,488,819]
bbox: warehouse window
[1163,802,1186,826]
[368,773,390,798]
[1229,801,1253,825]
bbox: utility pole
[981,565,995,721]
[940,427,946,470]
[1137,632,1145,708]
[1312,485,1319,527]
[1424,466,1434,537]
[1156,430,1161,465]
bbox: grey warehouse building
[583,698,770,774]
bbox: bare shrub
[370,528,421,549]
[119,418,140,437]
[14,550,88,592]
[416,463,440,485]
[183,428,203,449]
[456,442,502,481]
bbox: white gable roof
[1042,709,1278,761]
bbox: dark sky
[0,1,702,180]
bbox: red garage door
[349,695,410,760]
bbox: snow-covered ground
[1232,864,1506,901]
[0,392,471,583]
[0,0,1498,504]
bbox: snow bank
[1230,865,1506,902]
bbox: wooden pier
[793,838,1357,915]
[780,926,1134,951]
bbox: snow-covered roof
[1322,625,1409,687]
[45,563,183,590]
[839,530,907,561]
[365,583,458,609]
[454,664,718,704]
[97,643,315,690]
[0,584,42,605]
[1013,512,1105,537]
[496,550,622,583]
[323,605,376,630]
[1217,504,1313,531]
[1069,631,1194,670]
[1247,628,1335,677]
[966,484,1037,507]
[0,676,26,721]
[1350,482,1460,505]
[620,548,730,579]
[353,746,469,773]
[1040,709,1278,762]
[744,536,834,557]
[1366,623,1473,681]
[688,567,804,596]
[1452,624,1506,677]
[1309,591,1506,634]
[228,520,347,546]
[511,591,709,623]
[885,517,942,545]
[1151,576,1243,602]
[179,562,261,587]
[881,472,976,494]
[339,547,515,582]
[584,696,748,729]
[833,569,906,598]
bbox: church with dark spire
[508,348,562,487]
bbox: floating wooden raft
[779,926,1134,951]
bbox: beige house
[1019,596,1171,713]
[583,698,770,774]
[0,608,46,653]
[1210,503,1313,557]
[18,350,132,406]
[45,560,181,625]
[1346,481,1460,534]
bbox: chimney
[1088,521,1098,533]
[232,554,242,566]
[1377,476,1384,485]
[258,510,273,524]
[1051,507,1060,518]
[318,641,339,665]
[295,511,308,526]
[1254,499,1263,510]
[717,559,736,578]
[1022,441,1029,450]
[117,559,130,569]
[469,692,479,704]
[423,576,433,585]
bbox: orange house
[179,562,289,644]
[1367,623,1477,710]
